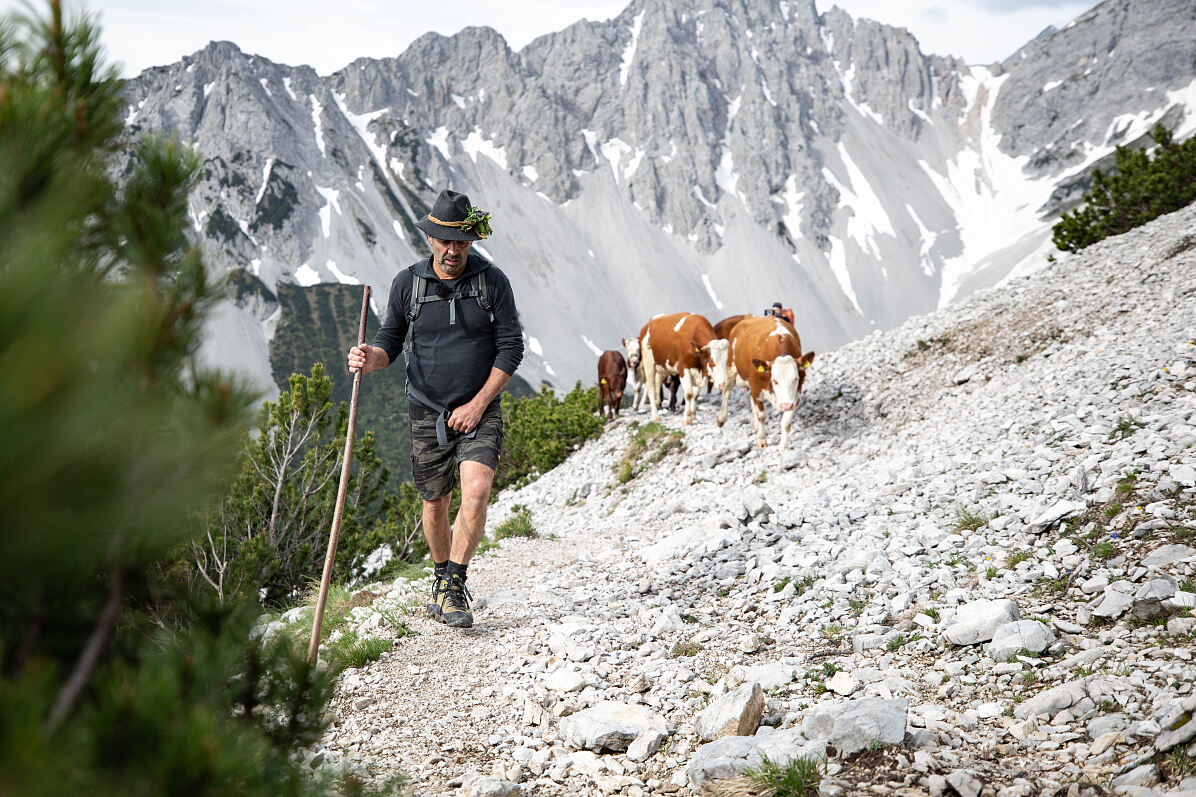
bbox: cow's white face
[705,338,730,391]
[623,336,642,369]
[769,354,800,412]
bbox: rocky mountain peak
[122,0,1196,397]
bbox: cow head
[701,338,730,392]
[754,353,804,412]
[623,336,642,369]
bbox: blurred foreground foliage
[1053,123,1196,252]
[0,3,371,793]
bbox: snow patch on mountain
[620,10,646,88]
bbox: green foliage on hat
[463,205,493,237]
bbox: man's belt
[407,383,477,448]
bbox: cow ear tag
[757,365,766,373]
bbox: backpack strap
[470,270,494,322]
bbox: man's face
[428,235,472,278]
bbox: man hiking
[347,189,523,628]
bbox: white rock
[694,682,765,741]
[942,599,1021,645]
[560,702,666,753]
[986,620,1057,662]
[802,698,908,756]
[826,671,859,696]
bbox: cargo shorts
[409,399,503,501]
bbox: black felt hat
[415,189,491,241]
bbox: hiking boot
[438,573,473,628]
[426,571,446,619]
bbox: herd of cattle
[596,312,815,452]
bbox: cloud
[920,5,949,24]
[969,0,1089,13]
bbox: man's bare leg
[449,460,496,564]
[437,461,495,628]
[421,493,452,618]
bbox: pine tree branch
[45,566,123,733]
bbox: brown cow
[639,313,729,425]
[717,315,815,451]
[597,350,628,421]
[713,314,749,340]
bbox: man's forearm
[470,367,511,408]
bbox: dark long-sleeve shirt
[372,253,523,411]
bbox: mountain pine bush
[191,363,424,605]
[496,382,604,491]
[1052,123,1196,252]
[0,3,350,792]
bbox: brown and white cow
[624,335,680,413]
[717,315,815,451]
[713,314,749,340]
[639,313,729,425]
[597,350,628,421]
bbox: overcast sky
[1,0,1097,77]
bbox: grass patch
[820,623,843,642]
[985,565,999,580]
[744,753,824,796]
[1092,541,1117,560]
[671,641,702,657]
[327,629,394,669]
[614,421,684,483]
[1005,550,1031,568]
[953,505,991,533]
[385,558,434,583]
[494,504,536,540]
[1164,747,1196,778]
[1109,416,1144,441]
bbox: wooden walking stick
[308,284,371,665]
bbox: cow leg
[778,409,794,451]
[631,367,646,412]
[667,376,680,413]
[716,377,733,427]
[642,352,662,423]
[751,398,767,448]
[680,368,702,426]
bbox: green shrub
[494,505,536,539]
[496,382,604,491]
[190,365,416,606]
[1053,124,1196,252]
